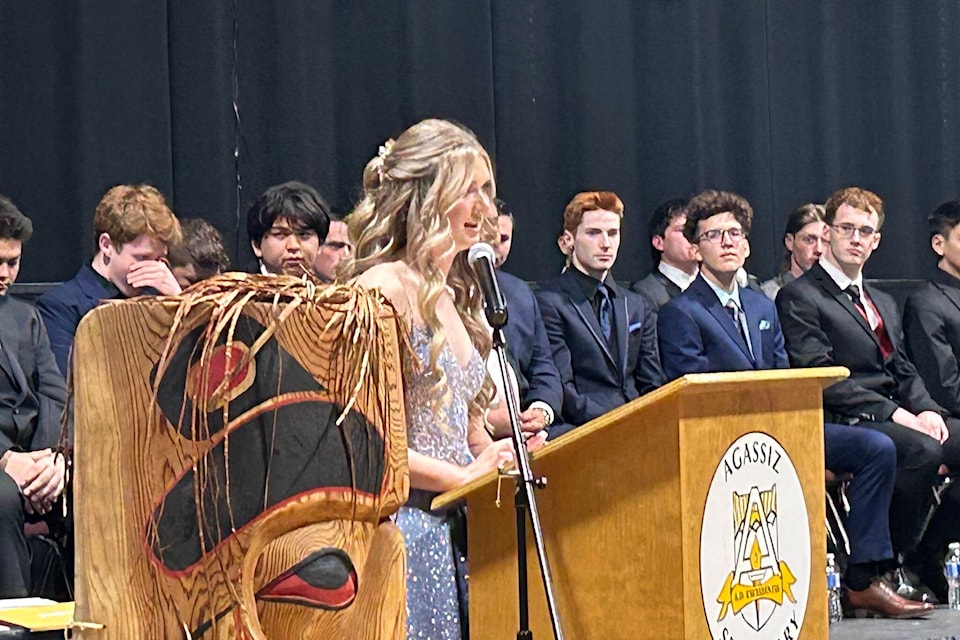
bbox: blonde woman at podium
[348,119,523,640]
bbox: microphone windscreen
[468,242,496,265]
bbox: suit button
[12,409,19,414]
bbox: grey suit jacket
[0,295,67,459]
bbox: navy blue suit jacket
[658,275,787,381]
[36,264,115,376]
[535,268,664,426]
[497,270,562,417]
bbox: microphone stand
[490,324,564,640]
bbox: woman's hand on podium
[462,439,515,485]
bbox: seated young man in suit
[904,200,960,416]
[630,198,699,315]
[902,200,960,599]
[37,184,183,376]
[245,181,330,277]
[778,186,960,601]
[0,196,68,597]
[483,200,562,439]
[760,203,828,301]
[535,191,664,434]
[659,189,925,618]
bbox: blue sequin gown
[396,324,485,640]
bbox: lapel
[558,271,616,368]
[691,276,754,363]
[0,303,27,400]
[864,282,899,349]
[609,280,629,380]
[656,272,682,299]
[810,263,881,350]
[76,263,114,306]
[740,291,765,368]
[933,270,960,318]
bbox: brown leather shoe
[844,579,934,619]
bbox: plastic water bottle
[826,553,843,623]
[946,542,960,610]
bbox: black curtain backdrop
[2,1,959,285]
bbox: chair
[824,469,852,562]
[25,518,73,601]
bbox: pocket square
[628,321,644,332]
[758,319,771,331]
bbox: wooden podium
[435,367,848,640]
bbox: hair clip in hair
[378,138,395,162]
[376,138,396,184]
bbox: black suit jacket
[903,270,960,416]
[0,295,67,459]
[776,262,943,423]
[535,269,664,426]
[630,270,681,314]
[497,270,562,417]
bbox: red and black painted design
[258,548,358,610]
[145,314,385,574]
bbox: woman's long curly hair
[343,119,495,425]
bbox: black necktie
[845,284,868,321]
[597,285,612,342]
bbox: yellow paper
[0,601,74,631]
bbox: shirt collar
[88,260,123,299]
[702,275,743,310]
[570,264,616,299]
[935,267,960,290]
[658,261,698,291]
[819,256,863,293]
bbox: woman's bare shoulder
[354,262,417,311]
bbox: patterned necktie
[725,300,750,350]
[597,285,612,342]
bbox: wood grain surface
[71,277,408,639]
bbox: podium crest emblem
[700,432,810,639]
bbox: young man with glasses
[777,186,960,603]
[659,189,922,618]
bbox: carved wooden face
[148,315,386,634]
[73,283,407,639]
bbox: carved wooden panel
[71,276,408,639]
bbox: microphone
[468,242,509,329]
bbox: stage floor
[830,607,960,640]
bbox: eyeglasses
[831,223,877,239]
[697,227,745,244]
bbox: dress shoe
[843,579,934,619]
[898,564,942,604]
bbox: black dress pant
[0,471,29,598]
[857,420,944,556]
